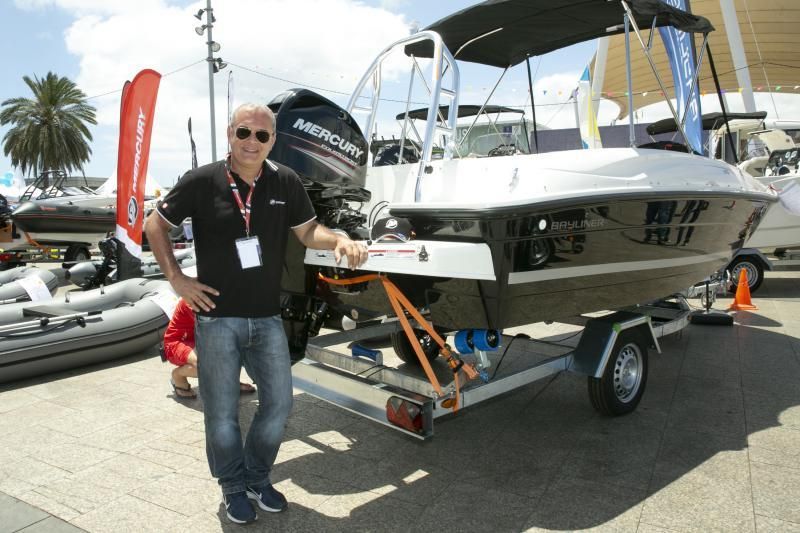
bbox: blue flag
[658,0,702,153]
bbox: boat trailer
[291,276,700,440]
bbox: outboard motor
[268,89,372,360]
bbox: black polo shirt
[156,159,315,317]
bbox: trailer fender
[730,248,773,271]
[570,311,659,378]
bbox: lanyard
[225,160,263,236]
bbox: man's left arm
[292,220,368,270]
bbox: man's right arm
[144,212,219,312]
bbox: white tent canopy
[97,171,166,198]
[0,169,26,202]
[598,0,800,119]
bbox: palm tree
[0,72,97,177]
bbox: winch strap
[317,272,468,411]
[380,278,449,401]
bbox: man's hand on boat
[292,220,368,271]
[171,273,219,313]
[334,237,368,270]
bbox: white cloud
[46,0,411,184]
[15,0,165,15]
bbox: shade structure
[599,0,800,119]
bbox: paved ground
[1,266,799,532]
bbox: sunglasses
[235,126,272,143]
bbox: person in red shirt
[165,298,255,398]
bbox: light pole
[194,1,227,162]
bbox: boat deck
[1,265,799,532]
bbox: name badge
[235,236,262,269]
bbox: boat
[6,169,115,251]
[0,266,59,303]
[271,0,776,336]
[746,148,800,251]
[0,278,172,384]
[650,113,800,253]
[10,200,114,245]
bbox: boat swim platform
[0,265,799,531]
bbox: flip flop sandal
[239,383,257,394]
[171,379,197,399]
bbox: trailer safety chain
[318,272,480,412]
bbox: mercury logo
[127,197,138,226]
[292,118,364,159]
[385,219,398,229]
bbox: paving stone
[71,494,187,533]
[0,457,72,495]
[77,422,159,453]
[0,389,41,414]
[642,467,756,532]
[15,490,81,523]
[521,476,646,532]
[130,472,219,517]
[35,443,119,473]
[754,514,800,533]
[17,515,86,532]
[751,461,800,524]
[744,391,800,431]
[0,491,49,532]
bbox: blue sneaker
[246,484,287,512]
[223,491,257,524]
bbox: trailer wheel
[588,330,648,416]
[391,328,441,365]
[65,245,90,262]
[728,257,764,293]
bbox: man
[144,103,367,525]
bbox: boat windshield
[457,120,530,157]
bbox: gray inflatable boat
[0,266,59,303]
[0,278,172,384]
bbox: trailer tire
[391,328,441,365]
[65,245,91,262]
[728,256,764,293]
[588,330,648,416]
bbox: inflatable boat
[0,266,59,303]
[0,278,173,384]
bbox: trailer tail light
[386,396,423,435]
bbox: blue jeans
[195,314,293,495]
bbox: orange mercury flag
[115,69,161,258]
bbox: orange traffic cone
[728,269,758,311]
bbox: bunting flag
[115,69,161,259]
[188,117,198,170]
[227,70,235,125]
[577,66,602,149]
[227,70,234,152]
[658,0,702,153]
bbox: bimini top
[404,0,714,68]
[647,111,769,135]
[395,105,524,121]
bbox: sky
[1,0,798,187]
[0,0,602,186]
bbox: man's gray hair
[229,103,276,131]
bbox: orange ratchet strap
[318,272,479,412]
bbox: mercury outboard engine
[268,89,371,361]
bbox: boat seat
[22,305,78,318]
